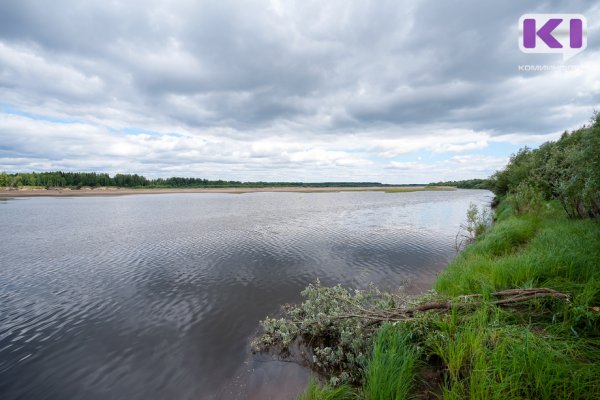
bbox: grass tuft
[296,377,357,400]
[364,323,420,400]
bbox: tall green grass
[364,323,420,400]
[425,306,600,400]
[296,377,357,400]
[436,202,600,308]
[429,200,600,398]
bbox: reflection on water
[0,190,491,399]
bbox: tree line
[0,171,385,189]
[428,178,493,190]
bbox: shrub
[455,202,490,250]
[252,281,401,385]
[506,181,543,215]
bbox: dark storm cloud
[1,0,598,131]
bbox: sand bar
[0,186,455,198]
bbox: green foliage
[0,172,9,187]
[423,306,600,400]
[0,170,389,189]
[466,203,489,239]
[253,282,407,385]
[428,178,493,190]
[409,199,600,397]
[455,202,490,250]
[491,147,534,196]
[364,324,420,400]
[470,215,537,258]
[436,201,600,310]
[1,171,112,188]
[506,181,543,215]
[297,377,358,400]
[491,113,600,219]
[10,174,22,188]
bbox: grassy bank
[419,200,600,399]
[255,199,600,399]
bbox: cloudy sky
[0,0,599,183]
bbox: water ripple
[0,190,492,399]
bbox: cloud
[386,155,509,183]
[0,0,599,182]
[0,43,105,101]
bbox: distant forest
[0,172,493,191]
[0,171,394,189]
[428,178,493,190]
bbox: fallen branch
[335,288,570,322]
[252,283,572,385]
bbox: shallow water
[0,190,492,399]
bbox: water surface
[0,190,492,399]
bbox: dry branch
[335,288,569,323]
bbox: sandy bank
[0,186,455,198]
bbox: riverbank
[255,199,600,399]
[0,185,454,197]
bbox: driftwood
[336,288,569,323]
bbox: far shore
[0,185,456,198]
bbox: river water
[0,190,492,399]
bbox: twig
[333,288,570,323]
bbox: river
[0,189,492,399]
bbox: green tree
[490,112,600,219]
[0,172,9,187]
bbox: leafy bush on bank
[492,112,600,219]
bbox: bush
[490,112,600,219]
[252,282,401,385]
[455,202,490,250]
[506,181,543,215]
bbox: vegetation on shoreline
[492,112,600,219]
[427,179,493,190]
[255,199,600,399]
[253,114,600,399]
[0,171,393,189]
